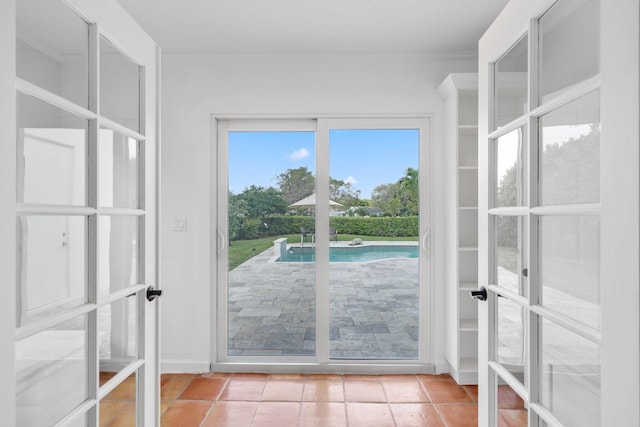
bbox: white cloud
[344,176,358,186]
[289,148,310,160]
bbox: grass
[228,233,419,271]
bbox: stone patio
[228,242,419,359]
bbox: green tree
[397,167,419,216]
[237,185,288,217]
[276,167,315,204]
[372,182,400,215]
[228,192,249,241]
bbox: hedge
[236,215,418,239]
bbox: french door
[478,0,639,426]
[214,117,432,370]
[1,0,161,425]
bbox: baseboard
[434,359,451,375]
[161,360,211,373]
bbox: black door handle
[470,287,487,301]
[146,286,163,302]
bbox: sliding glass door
[216,117,430,367]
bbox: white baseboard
[434,359,451,374]
[161,360,210,373]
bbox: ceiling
[116,0,509,54]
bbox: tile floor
[100,372,492,426]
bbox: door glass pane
[17,93,87,206]
[16,216,86,326]
[495,216,526,296]
[100,296,138,372]
[100,372,137,426]
[99,128,140,208]
[539,90,600,206]
[16,0,89,107]
[494,36,528,130]
[227,131,316,356]
[16,314,88,426]
[540,216,600,330]
[496,297,525,376]
[497,379,527,427]
[329,129,420,359]
[540,318,600,427]
[495,127,525,208]
[100,37,140,132]
[99,216,139,295]
[540,0,600,103]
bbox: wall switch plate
[172,217,187,231]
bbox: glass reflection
[540,90,600,206]
[495,216,525,296]
[16,216,86,326]
[540,318,600,427]
[17,93,87,206]
[540,0,600,103]
[540,216,600,330]
[16,0,89,107]
[494,36,528,129]
[100,296,138,370]
[495,128,524,208]
[496,297,525,369]
[16,315,88,426]
[98,216,139,295]
[99,128,139,208]
[100,37,141,132]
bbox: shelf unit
[437,73,479,385]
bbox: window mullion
[87,21,100,427]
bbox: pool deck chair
[300,226,314,245]
[329,226,338,242]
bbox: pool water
[277,245,419,262]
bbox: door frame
[477,0,640,425]
[211,114,435,373]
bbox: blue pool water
[277,245,419,262]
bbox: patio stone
[228,243,420,359]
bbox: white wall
[160,53,477,371]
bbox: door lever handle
[470,287,487,301]
[146,286,163,302]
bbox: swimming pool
[276,244,419,263]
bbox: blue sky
[228,129,419,199]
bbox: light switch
[172,217,187,231]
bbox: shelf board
[458,124,478,130]
[459,319,479,331]
[458,166,478,171]
[459,246,478,252]
[458,206,478,211]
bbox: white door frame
[478,0,639,425]
[211,115,435,373]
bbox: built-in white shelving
[438,73,479,385]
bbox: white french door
[478,0,639,426]
[2,0,161,425]
[214,117,432,371]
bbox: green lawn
[228,233,418,271]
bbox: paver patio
[228,241,420,359]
